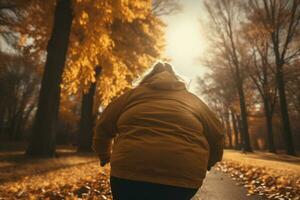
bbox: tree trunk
[231,111,240,149]
[220,115,225,128]
[225,111,233,149]
[237,82,253,152]
[26,0,73,157]
[77,67,102,152]
[13,112,24,140]
[0,104,4,135]
[237,114,245,151]
[276,63,295,155]
[20,103,36,135]
[8,114,17,140]
[263,98,276,153]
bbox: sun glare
[162,1,207,91]
[165,17,206,62]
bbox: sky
[162,0,207,93]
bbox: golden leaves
[18,34,28,47]
[79,11,89,25]
[0,155,112,200]
[113,0,151,22]
[62,0,164,106]
[217,161,300,199]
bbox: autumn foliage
[0,0,166,155]
[199,0,300,155]
[1,0,300,199]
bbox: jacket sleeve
[197,99,225,170]
[92,90,131,161]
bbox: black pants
[110,176,198,200]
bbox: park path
[192,169,264,200]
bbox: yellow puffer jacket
[93,71,224,189]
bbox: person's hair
[138,61,184,85]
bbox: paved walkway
[192,169,265,200]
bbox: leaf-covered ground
[0,149,299,200]
[217,151,300,200]
[1,168,112,200]
[0,148,112,200]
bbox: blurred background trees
[0,54,39,141]
[199,0,300,155]
[0,0,180,156]
[0,0,299,157]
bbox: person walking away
[93,61,224,200]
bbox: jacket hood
[144,71,186,91]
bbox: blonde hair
[138,61,185,85]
